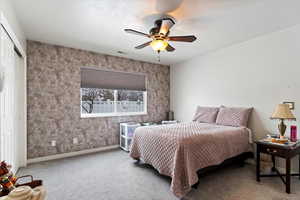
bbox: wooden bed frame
[134,151,254,189]
[192,151,254,188]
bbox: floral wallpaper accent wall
[27,41,170,159]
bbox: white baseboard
[27,145,119,164]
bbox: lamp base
[278,119,287,139]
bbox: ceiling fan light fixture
[150,39,168,51]
[125,17,196,53]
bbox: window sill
[81,112,147,118]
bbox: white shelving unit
[120,122,141,152]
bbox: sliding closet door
[15,51,26,168]
[0,26,19,172]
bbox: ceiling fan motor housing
[150,18,176,36]
[149,27,160,35]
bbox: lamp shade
[271,104,296,120]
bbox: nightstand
[255,139,300,193]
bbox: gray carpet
[18,150,300,200]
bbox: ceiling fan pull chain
[157,50,161,62]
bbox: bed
[129,121,252,198]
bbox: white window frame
[80,89,147,118]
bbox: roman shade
[81,68,146,91]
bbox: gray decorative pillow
[216,106,253,127]
[192,106,220,123]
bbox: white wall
[171,24,300,168]
[171,24,300,138]
[0,0,26,50]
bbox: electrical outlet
[73,138,78,144]
[51,140,56,147]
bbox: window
[80,68,147,117]
[81,88,115,114]
[116,90,145,113]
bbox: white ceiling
[11,0,300,65]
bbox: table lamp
[271,104,296,138]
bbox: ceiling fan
[124,18,197,53]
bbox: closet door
[0,26,18,172]
[15,50,26,168]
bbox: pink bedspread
[129,122,251,198]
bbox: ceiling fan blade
[166,44,175,52]
[124,29,150,38]
[168,35,197,42]
[159,18,175,36]
[135,41,152,49]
